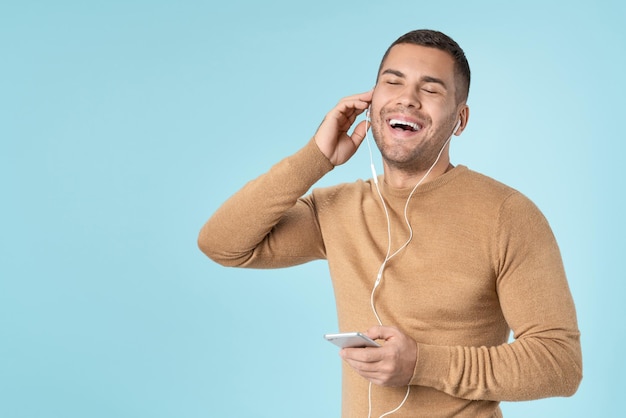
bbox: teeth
[389,119,419,131]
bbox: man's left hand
[340,325,417,387]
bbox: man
[198,30,582,417]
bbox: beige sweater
[198,139,582,417]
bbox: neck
[382,157,453,189]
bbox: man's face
[370,43,463,173]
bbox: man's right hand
[314,90,373,166]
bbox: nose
[395,85,421,109]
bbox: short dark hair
[377,29,471,103]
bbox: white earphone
[453,118,461,135]
[363,107,461,418]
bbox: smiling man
[370,43,467,186]
[198,30,582,417]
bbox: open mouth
[388,118,421,132]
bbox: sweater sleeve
[197,139,334,268]
[409,192,582,401]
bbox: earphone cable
[364,112,457,417]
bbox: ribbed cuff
[410,343,451,389]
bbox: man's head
[369,30,471,177]
[377,29,470,104]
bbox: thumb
[365,325,399,342]
[350,119,370,149]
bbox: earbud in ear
[366,106,371,120]
[453,119,461,135]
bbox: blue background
[1,1,624,416]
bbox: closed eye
[421,85,442,94]
[384,78,403,86]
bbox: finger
[337,89,373,105]
[350,119,369,148]
[320,106,364,138]
[335,91,373,116]
[341,353,383,373]
[331,100,369,128]
[342,357,391,386]
[340,346,383,363]
[343,350,409,387]
[365,325,398,341]
[325,89,372,125]
[364,325,384,341]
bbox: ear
[455,105,470,136]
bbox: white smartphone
[324,332,381,348]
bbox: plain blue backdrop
[1,1,624,417]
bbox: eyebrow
[380,69,448,89]
[380,69,405,78]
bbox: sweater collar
[379,165,468,199]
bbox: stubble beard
[371,115,453,175]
